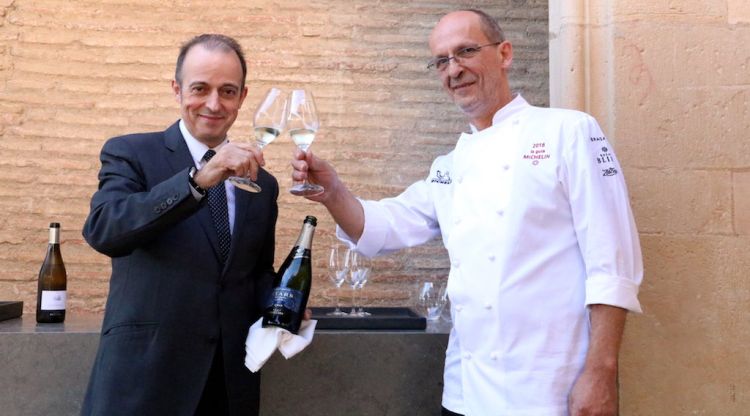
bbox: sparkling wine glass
[354,254,371,317]
[228,87,287,193]
[327,245,349,316]
[287,89,324,196]
[345,250,370,317]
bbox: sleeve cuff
[585,274,643,313]
[334,199,389,258]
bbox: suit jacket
[81,121,278,416]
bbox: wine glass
[353,254,371,317]
[327,245,349,316]
[345,250,371,317]
[415,281,447,321]
[228,87,287,193]
[287,89,324,197]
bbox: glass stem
[334,283,341,311]
[350,285,357,315]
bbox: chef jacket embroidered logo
[430,170,452,184]
[597,147,614,164]
[602,167,618,176]
[523,142,550,165]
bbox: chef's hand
[290,148,366,241]
[303,308,312,321]
[568,366,618,416]
[291,148,342,203]
[193,142,265,189]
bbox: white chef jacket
[338,95,643,415]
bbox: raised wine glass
[228,87,287,193]
[327,245,349,316]
[287,89,324,196]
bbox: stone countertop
[0,313,451,416]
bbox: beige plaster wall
[552,1,750,414]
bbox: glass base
[289,182,324,197]
[229,176,261,193]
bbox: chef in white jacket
[292,9,643,416]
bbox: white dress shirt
[338,95,643,415]
[179,119,236,234]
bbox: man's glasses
[426,42,502,71]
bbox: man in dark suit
[81,34,276,415]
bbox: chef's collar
[179,119,229,167]
[469,94,529,133]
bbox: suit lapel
[163,121,223,265]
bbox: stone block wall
[0,0,549,312]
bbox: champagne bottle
[36,222,67,323]
[262,215,317,334]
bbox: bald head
[428,10,514,130]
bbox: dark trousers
[195,342,230,416]
[442,406,464,416]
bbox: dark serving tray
[0,301,23,322]
[311,306,426,330]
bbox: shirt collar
[469,94,530,133]
[179,119,228,167]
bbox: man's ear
[499,41,513,69]
[171,80,181,103]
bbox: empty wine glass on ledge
[344,250,372,317]
[287,89,323,197]
[415,281,447,321]
[228,87,287,193]
[354,254,371,317]
[327,245,349,316]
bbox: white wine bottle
[36,222,67,323]
[262,215,317,334]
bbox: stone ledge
[0,314,450,415]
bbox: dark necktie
[202,150,231,264]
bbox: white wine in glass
[287,89,324,196]
[228,87,287,193]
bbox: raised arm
[291,148,365,241]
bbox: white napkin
[244,318,317,373]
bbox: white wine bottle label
[40,290,66,310]
[266,287,302,312]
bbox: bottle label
[40,290,66,310]
[266,287,303,312]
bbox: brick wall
[0,0,549,313]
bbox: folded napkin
[244,318,317,373]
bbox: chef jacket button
[497,209,504,216]
[488,254,495,262]
[490,351,499,360]
[463,352,472,360]
[455,305,463,312]
[513,119,520,125]
[457,176,464,184]
[454,217,461,225]
[484,303,492,310]
[503,164,510,171]
[453,259,460,268]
